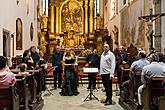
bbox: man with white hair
[100,44,116,105]
[138,53,165,108]
[131,50,150,72]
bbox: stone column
[55,2,59,33]
[154,0,161,52]
[100,0,104,29]
[50,1,55,33]
[84,0,88,34]
[89,0,94,33]
[80,1,84,34]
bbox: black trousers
[116,64,121,90]
[88,74,96,89]
[53,70,62,88]
[101,74,112,102]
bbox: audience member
[18,63,29,74]
[138,53,165,108]
[0,56,16,86]
[121,51,149,101]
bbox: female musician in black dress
[60,49,79,96]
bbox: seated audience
[121,51,149,101]
[158,52,165,66]
[138,53,165,108]
[0,56,16,86]
[130,51,150,72]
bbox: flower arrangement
[81,49,92,57]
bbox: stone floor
[42,85,124,110]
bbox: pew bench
[143,77,165,110]
[119,71,142,110]
[0,85,19,110]
[11,69,44,110]
[15,75,29,110]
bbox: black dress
[60,56,79,96]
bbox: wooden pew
[33,69,44,110]
[143,76,165,110]
[0,85,19,110]
[129,71,142,100]
[120,63,130,83]
[11,69,44,110]
[12,70,37,110]
[119,70,142,110]
[11,57,23,68]
[15,75,29,110]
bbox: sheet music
[83,68,98,73]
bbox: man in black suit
[52,46,63,89]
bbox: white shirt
[131,58,150,72]
[141,62,165,83]
[100,50,116,76]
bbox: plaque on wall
[16,18,23,50]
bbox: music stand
[83,68,99,102]
[41,66,57,95]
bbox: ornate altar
[40,0,108,57]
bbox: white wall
[103,0,122,49]
[0,0,38,57]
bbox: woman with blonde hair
[60,48,79,96]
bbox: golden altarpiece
[40,0,109,56]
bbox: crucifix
[138,9,165,48]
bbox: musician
[52,45,63,89]
[59,48,79,96]
[30,46,39,67]
[22,49,34,69]
[86,49,100,90]
[100,44,116,105]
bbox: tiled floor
[42,85,124,110]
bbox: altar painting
[61,1,82,33]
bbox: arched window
[43,0,48,15]
[94,0,100,30]
[95,0,100,16]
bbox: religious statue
[146,22,153,48]
[40,34,47,53]
[112,25,119,46]
[96,15,102,30]
[41,15,48,31]
[138,9,164,48]
[59,37,64,48]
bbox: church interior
[1,0,165,110]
